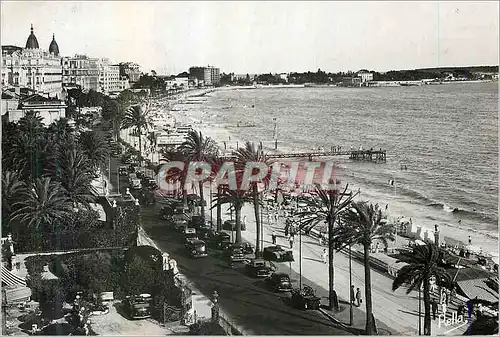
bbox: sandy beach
[159,88,498,257]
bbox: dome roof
[49,34,59,56]
[25,24,39,49]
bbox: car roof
[273,272,289,277]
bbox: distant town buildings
[357,70,374,83]
[189,66,220,86]
[1,25,63,98]
[62,54,99,91]
[119,62,141,83]
[97,58,121,94]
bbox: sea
[178,82,499,254]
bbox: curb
[318,307,350,329]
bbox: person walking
[441,302,447,318]
[318,233,324,246]
[271,231,277,245]
[355,288,362,307]
[431,299,438,320]
[350,285,356,305]
[321,249,327,264]
[289,235,294,249]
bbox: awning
[456,278,499,303]
[1,265,27,287]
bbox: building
[165,76,189,89]
[62,55,99,91]
[1,25,63,98]
[119,62,141,83]
[357,70,374,83]
[97,59,121,94]
[189,66,220,86]
[5,93,66,126]
[279,73,289,82]
[342,77,362,87]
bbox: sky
[1,1,499,75]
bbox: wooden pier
[222,149,387,162]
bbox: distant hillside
[415,66,498,73]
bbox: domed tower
[49,34,59,56]
[25,24,39,49]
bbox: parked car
[208,231,232,250]
[186,239,208,258]
[223,245,246,263]
[263,245,294,262]
[244,259,275,278]
[173,219,189,232]
[290,286,321,310]
[223,220,246,231]
[183,228,198,244]
[232,242,254,255]
[123,294,152,319]
[159,206,172,220]
[265,272,293,292]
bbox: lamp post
[349,243,353,325]
[299,221,302,290]
[117,167,120,194]
[418,286,422,335]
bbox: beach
[161,84,498,256]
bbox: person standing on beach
[355,288,362,307]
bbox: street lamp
[349,243,353,326]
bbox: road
[106,152,351,335]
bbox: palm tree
[159,148,190,207]
[336,201,396,335]
[3,112,48,181]
[392,242,451,335]
[48,147,97,209]
[2,170,26,234]
[77,131,110,174]
[208,155,227,231]
[11,177,74,249]
[178,130,218,220]
[211,186,253,243]
[296,181,358,310]
[234,141,271,257]
[121,101,153,166]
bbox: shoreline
[161,90,498,256]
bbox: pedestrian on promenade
[284,224,289,238]
[321,249,327,264]
[350,285,356,305]
[431,299,438,320]
[243,215,247,228]
[441,302,447,317]
[289,235,294,249]
[319,233,324,246]
[272,231,277,245]
[355,288,362,307]
[375,242,380,253]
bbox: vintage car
[244,259,276,278]
[232,242,254,255]
[223,245,246,263]
[263,245,294,262]
[290,286,321,310]
[123,293,152,319]
[208,231,232,250]
[183,228,198,244]
[223,220,246,231]
[265,272,293,292]
[186,239,208,258]
[173,218,189,232]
